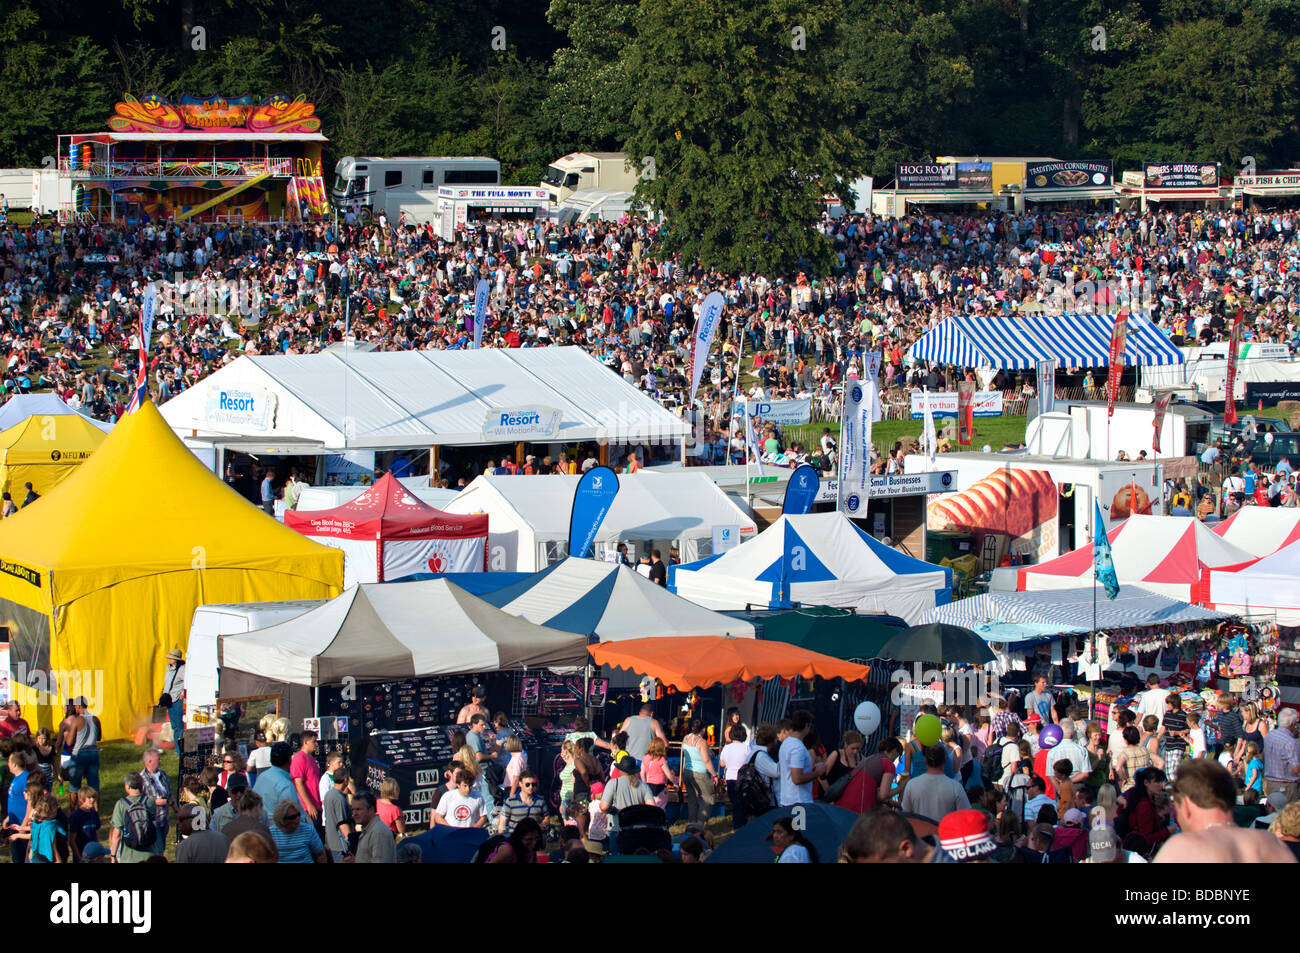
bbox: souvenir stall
[928,586,1283,731]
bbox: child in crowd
[1053,759,1075,817]
[1023,715,1042,755]
[11,791,63,863]
[68,787,101,863]
[558,741,577,821]
[641,737,677,810]
[1244,742,1265,794]
[503,735,527,798]
[1187,712,1206,760]
[587,781,609,850]
[378,777,406,837]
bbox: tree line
[3,0,1296,270]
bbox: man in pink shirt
[290,731,323,827]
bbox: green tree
[544,0,638,148]
[1083,5,1298,167]
[623,0,865,274]
[0,5,111,165]
[837,0,977,177]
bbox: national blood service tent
[1017,514,1253,603]
[1212,508,1300,558]
[443,472,756,571]
[1207,540,1300,625]
[437,557,758,641]
[284,472,487,587]
[669,512,952,624]
[213,579,590,724]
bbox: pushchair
[614,804,672,855]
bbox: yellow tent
[0,401,343,740]
[0,413,108,499]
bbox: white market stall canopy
[158,346,690,450]
[217,578,590,687]
[438,556,758,641]
[928,586,1230,641]
[908,312,1183,369]
[443,472,757,571]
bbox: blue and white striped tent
[907,311,1183,370]
[925,586,1228,645]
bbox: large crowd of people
[4,669,1299,863]
[2,203,1299,487]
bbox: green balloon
[914,713,942,747]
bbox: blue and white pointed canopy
[669,513,952,624]
[437,557,756,642]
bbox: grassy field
[787,415,1033,457]
[786,403,1295,461]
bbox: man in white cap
[160,648,186,754]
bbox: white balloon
[853,701,881,736]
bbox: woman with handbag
[820,730,864,799]
[680,720,719,826]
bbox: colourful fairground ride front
[59,93,332,224]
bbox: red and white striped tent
[1206,539,1300,625]
[1211,508,1300,558]
[1017,515,1253,604]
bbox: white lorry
[0,169,36,211]
[331,156,500,223]
[540,152,640,204]
[1025,400,1214,462]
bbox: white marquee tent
[158,346,689,451]
[442,472,757,571]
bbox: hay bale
[1290,410,1300,430]
[897,434,920,454]
[1277,400,1300,416]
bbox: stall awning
[588,636,870,691]
[1024,188,1117,202]
[925,586,1230,633]
[907,311,1184,370]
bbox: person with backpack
[736,724,780,822]
[109,772,157,863]
[719,725,755,828]
[983,721,1024,794]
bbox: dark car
[1238,431,1300,471]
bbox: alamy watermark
[890,661,998,708]
[12,662,104,715]
[1036,272,1158,315]
[145,274,265,319]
